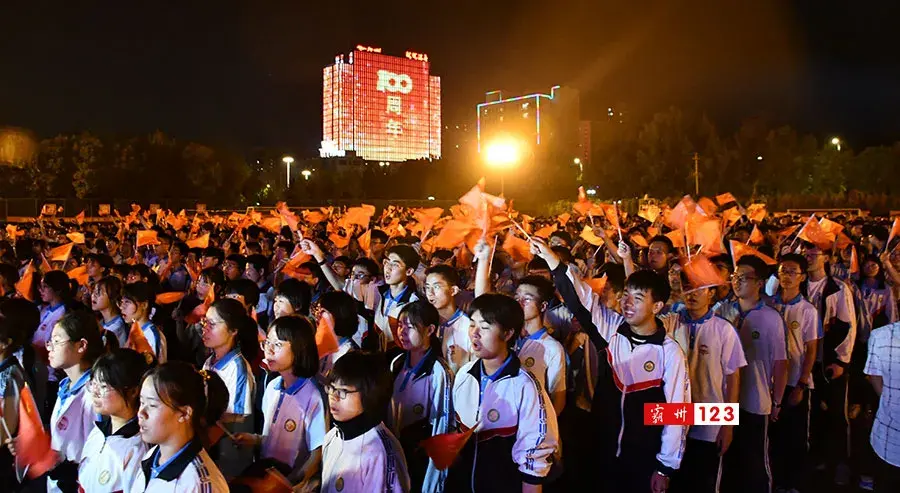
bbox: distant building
[321,45,441,162]
[476,86,586,165]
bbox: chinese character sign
[642,403,739,426]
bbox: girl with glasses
[321,350,410,493]
[77,349,149,492]
[233,316,327,488]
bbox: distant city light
[586,188,597,196]
[757,155,763,161]
[427,196,435,201]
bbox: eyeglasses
[45,338,73,350]
[424,283,449,293]
[260,339,287,352]
[514,295,540,305]
[778,269,803,277]
[350,272,370,280]
[730,274,759,284]
[88,380,114,397]
[325,384,359,400]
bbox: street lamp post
[574,157,583,182]
[301,169,312,181]
[484,139,520,196]
[831,137,841,152]
[282,156,294,188]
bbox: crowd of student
[0,201,898,493]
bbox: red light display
[322,50,441,162]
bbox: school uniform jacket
[131,439,228,493]
[321,422,410,493]
[318,337,358,381]
[551,263,690,476]
[449,357,560,490]
[78,417,147,493]
[768,293,821,388]
[203,348,255,417]
[141,321,168,364]
[514,329,567,398]
[373,283,418,350]
[102,315,129,348]
[389,349,454,493]
[260,376,328,480]
[806,276,857,369]
[669,310,747,443]
[49,370,96,493]
[438,310,473,374]
[858,284,898,339]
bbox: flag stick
[217,421,237,441]
[613,203,623,242]
[509,217,532,240]
[0,413,11,438]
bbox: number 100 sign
[643,403,740,426]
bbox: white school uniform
[78,417,147,493]
[318,337,358,381]
[373,283,418,349]
[260,376,328,478]
[140,321,168,364]
[102,315,129,348]
[452,357,560,487]
[438,309,473,374]
[768,293,821,387]
[514,327,567,398]
[0,357,26,446]
[321,421,410,493]
[203,348,255,478]
[669,310,747,442]
[388,349,454,493]
[733,301,788,415]
[49,370,96,493]
[34,303,67,383]
[131,439,228,493]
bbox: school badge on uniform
[336,477,344,491]
[284,419,297,432]
[643,361,655,372]
[487,409,500,422]
[57,417,68,431]
[524,357,535,368]
[790,321,800,331]
[752,330,760,340]
[98,470,111,485]
[413,404,424,416]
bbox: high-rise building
[476,86,581,155]
[321,45,441,162]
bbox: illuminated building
[321,45,441,162]
[476,86,586,165]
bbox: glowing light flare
[484,138,521,168]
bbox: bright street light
[573,158,581,165]
[831,137,841,151]
[586,188,597,196]
[483,138,521,195]
[282,156,294,187]
[757,155,763,161]
[427,196,436,201]
[301,169,312,180]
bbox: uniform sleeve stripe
[233,359,250,415]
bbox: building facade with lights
[321,46,441,162]
[476,86,585,166]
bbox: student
[223,254,247,282]
[133,362,229,492]
[46,311,106,493]
[321,350,410,493]
[234,316,327,485]
[388,300,453,493]
[768,253,820,492]
[368,229,390,263]
[374,245,420,353]
[533,239,688,493]
[864,320,900,492]
[664,274,746,493]
[424,264,473,374]
[514,275,567,415]
[646,235,676,277]
[175,266,224,367]
[120,282,167,363]
[447,293,559,492]
[200,298,257,478]
[272,278,312,319]
[857,254,898,341]
[78,349,150,493]
[0,301,29,486]
[317,291,362,378]
[721,256,788,493]
[201,247,225,270]
[159,241,190,293]
[33,270,74,361]
[245,253,274,330]
[92,275,129,347]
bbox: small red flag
[47,242,74,262]
[127,321,154,358]
[155,292,186,305]
[730,240,777,267]
[682,255,725,291]
[716,193,738,206]
[850,246,859,275]
[420,425,478,470]
[15,262,35,301]
[15,386,59,478]
[887,218,900,251]
[186,233,210,249]
[748,225,765,245]
[316,312,340,359]
[74,210,85,225]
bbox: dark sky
[2,0,899,153]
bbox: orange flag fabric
[5,224,18,238]
[433,220,475,250]
[682,255,725,291]
[420,425,478,470]
[579,226,604,247]
[357,229,372,256]
[797,214,834,250]
[573,186,594,216]
[15,386,58,478]
[136,230,159,248]
[721,207,743,228]
[730,240,777,267]
[15,263,35,301]
[186,233,210,249]
[156,292,186,305]
[502,234,533,263]
[630,233,649,248]
[533,224,557,239]
[716,192,738,206]
[850,246,859,274]
[66,232,86,244]
[748,225,765,245]
[887,218,900,251]
[697,197,718,216]
[343,205,376,228]
[585,275,608,296]
[746,203,767,223]
[668,196,698,230]
[66,265,89,287]
[47,242,74,262]
[315,312,340,359]
[665,230,686,249]
[127,321,154,358]
[74,210,85,225]
[557,213,571,227]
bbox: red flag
[682,255,725,291]
[15,386,59,478]
[776,224,800,239]
[343,205,376,228]
[746,203,768,223]
[127,321,154,358]
[818,217,844,237]
[316,312,340,359]
[66,232,86,244]
[420,426,478,470]
[74,210,85,225]
[557,213,571,227]
[697,197,718,216]
[716,192,738,206]
[748,225,765,245]
[573,186,593,216]
[156,292,186,305]
[66,265,89,287]
[630,232,649,248]
[835,232,853,252]
[668,196,698,230]
[850,246,859,274]
[533,224,557,239]
[357,229,372,256]
[887,218,900,251]
[730,240,777,267]
[686,217,725,254]
[585,275,608,296]
[136,230,160,248]
[665,230,686,248]
[46,242,74,262]
[15,263,35,301]
[328,232,350,249]
[276,202,300,232]
[186,233,210,249]
[579,226,604,247]
[797,214,834,250]
[433,220,475,250]
[721,207,742,228]
[501,234,533,263]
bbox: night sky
[2,0,898,153]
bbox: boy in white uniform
[424,264,473,374]
[514,275,567,415]
[373,245,420,353]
